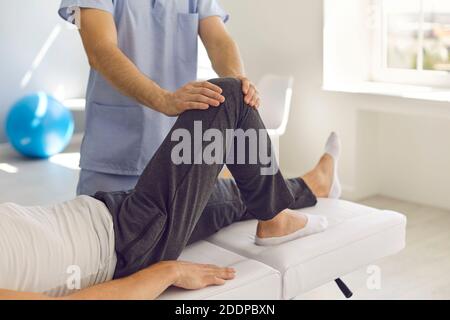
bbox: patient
[0,78,341,300]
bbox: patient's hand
[173,261,236,290]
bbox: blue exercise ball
[5,92,74,158]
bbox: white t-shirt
[0,196,117,297]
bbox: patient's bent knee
[209,77,243,100]
[208,78,247,118]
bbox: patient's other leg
[302,132,341,199]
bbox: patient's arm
[0,261,235,300]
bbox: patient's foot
[255,210,328,246]
[302,154,334,198]
[254,133,340,246]
[256,210,307,239]
[302,132,341,198]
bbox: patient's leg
[97,78,324,278]
[187,178,317,244]
[188,153,338,244]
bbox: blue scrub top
[59,0,229,175]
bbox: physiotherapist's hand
[172,261,236,290]
[162,81,226,116]
[236,76,260,109]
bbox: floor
[1,137,449,300]
[0,135,83,206]
[299,196,450,300]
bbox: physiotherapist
[58,0,260,195]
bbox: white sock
[255,214,328,246]
[324,132,341,199]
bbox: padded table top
[158,241,281,300]
[159,199,406,300]
[206,198,407,299]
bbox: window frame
[371,0,450,88]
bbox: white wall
[0,0,89,143]
[222,0,450,209]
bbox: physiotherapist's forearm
[88,43,168,112]
[79,9,226,116]
[199,16,260,108]
[209,37,246,78]
[78,8,169,113]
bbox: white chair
[256,74,294,161]
[257,74,294,137]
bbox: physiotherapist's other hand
[236,76,260,109]
[162,81,226,116]
[172,261,236,290]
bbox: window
[373,0,450,87]
[323,0,450,101]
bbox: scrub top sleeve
[197,0,229,23]
[58,0,114,23]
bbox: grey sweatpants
[95,78,317,279]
